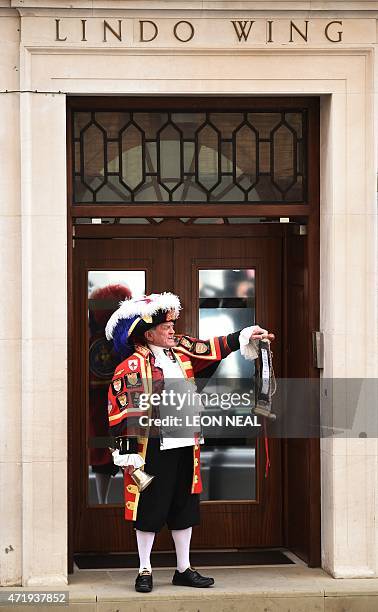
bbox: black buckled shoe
[172,567,214,588]
[135,569,153,593]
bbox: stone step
[3,566,378,612]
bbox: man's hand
[124,465,137,475]
[249,325,275,341]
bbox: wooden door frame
[71,228,283,554]
[67,95,320,571]
[68,221,320,569]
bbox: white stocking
[171,527,192,573]
[136,530,155,573]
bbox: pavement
[3,555,378,611]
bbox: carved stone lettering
[55,19,67,42]
[289,21,309,43]
[325,20,343,43]
[267,20,274,43]
[231,21,255,42]
[173,21,195,43]
[103,20,122,42]
[140,20,158,42]
[81,19,87,42]
[51,17,353,46]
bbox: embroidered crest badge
[116,393,128,410]
[126,372,140,388]
[128,359,138,371]
[112,378,123,394]
[180,337,194,350]
[195,341,209,354]
[166,310,176,321]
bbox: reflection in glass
[198,269,257,501]
[159,123,182,194]
[197,125,220,191]
[273,124,295,193]
[235,124,257,191]
[82,123,106,192]
[121,124,143,191]
[200,443,256,501]
[88,271,146,506]
[199,268,255,379]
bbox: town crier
[105,292,272,593]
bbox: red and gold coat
[107,332,240,521]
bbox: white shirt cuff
[112,450,145,469]
[239,325,267,361]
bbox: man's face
[145,322,176,348]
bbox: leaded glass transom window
[72,110,307,204]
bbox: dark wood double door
[71,227,317,562]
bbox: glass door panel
[199,268,256,379]
[198,268,257,501]
[87,270,146,506]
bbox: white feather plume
[105,292,181,340]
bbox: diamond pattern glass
[73,110,307,204]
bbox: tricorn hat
[105,292,181,358]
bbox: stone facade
[0,0,377,586]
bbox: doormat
[74,549,294,569]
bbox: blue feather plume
[112,315,139,360]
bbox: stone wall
[0,0,376,585]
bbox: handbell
[253,403,277,421]
[131,467,154,492]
